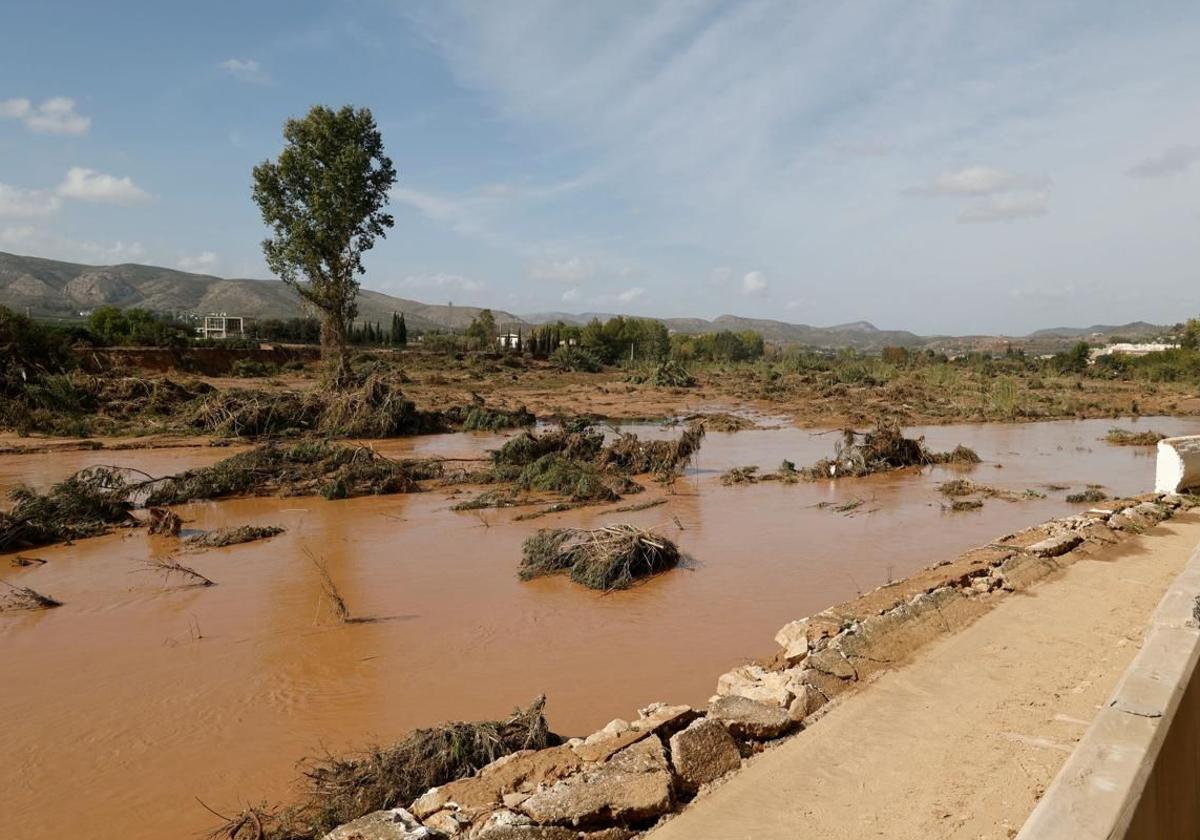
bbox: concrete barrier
[1016,537,1200,839]
[1157,435,1200,494]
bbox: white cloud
[562,288,579,302]
[529,255,595,284]
[616,287,644,303]
[58,167,151,205]
[178,251,219,273]
[219,58,271,84]
[906,166,1047,196]
[390,273,483,293]
[785,299,804,311]
[958,190,1049,223]
[0,98,31,118]
[0,97,91,135]
[0,182,61,217]
[1128,145,1200,178]
[741,270,768,295]
[0,225,144,262]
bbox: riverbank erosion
[285,492,1197,840]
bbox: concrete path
[649,515,1200,840]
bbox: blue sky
[2,0,1198,334]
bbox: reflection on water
[1,416,1196,839]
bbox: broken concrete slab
[669,718,742,791]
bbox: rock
[520,736,674,828]
[323,808,442,840]
[668,717,741,791]
[582,830,637,840]
[572,705,695,763]
[583,719,631,745]
[630,703,697,738]
[773,619,811,663]
[716,664,795,707]
[1026,532,1083,558]
[422,810,465,835]
[476,827,577,840]
[1132,501,1167,521]
[804,648,858,680]
[1108,513,1137,531]
[707,695,793,740]
[786,683,825,722]
[411,747,583,821]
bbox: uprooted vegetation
[1067,486,1108,504]
[520,525,683,591]
[184,525,286,549]
[1104,427,1166,446]
[805,422,980,479]
[146,441,442,505]
[451,421,705,510]
[0,580,63,612]
[210,698,554,840]
[2,357,534,440]
[0,466,137,551]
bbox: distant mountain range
[0,250,1174,351]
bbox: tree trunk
[320,312,351,389]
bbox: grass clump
[1066,487,1108,503]
[805,421,980,479]
[519,525,682,591]
[0,466,136,551]
[515,455,621,503]
[626,360,697,387]
[146,442,438,505]
[1104,427,1165,446]
[209,699,554,840]
[445,402,535,432]
[491,423,605,469]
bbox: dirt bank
[649,513,1200,840]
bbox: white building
[1089,342,1177,361]
[196,314,246,340]
[496,332,522,349]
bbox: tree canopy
[252,104,396,385]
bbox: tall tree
[252,105,397,387]
[398,313,408,346]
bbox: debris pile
[146,442,440,505]
[805,421,980,479]
[184,525,285,549]
[1104,427,1165,446]
[520,525,682,591]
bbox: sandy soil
[649,514,1200,840]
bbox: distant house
[496,332,522,349]
[197,314,246,340]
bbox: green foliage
[670,330,764,363]
[550,344,604,372]
[578,316,669,364]
[463,309,497,350]
[1181,318,1200,351]
[86,306,190,347]
[252,105,397,384]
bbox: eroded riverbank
[3,417,1199,839]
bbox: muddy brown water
[3,417,1198,839]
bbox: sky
[1,0,1198,335]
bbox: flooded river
[3,417,1198,839]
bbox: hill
[0,251,520,333]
